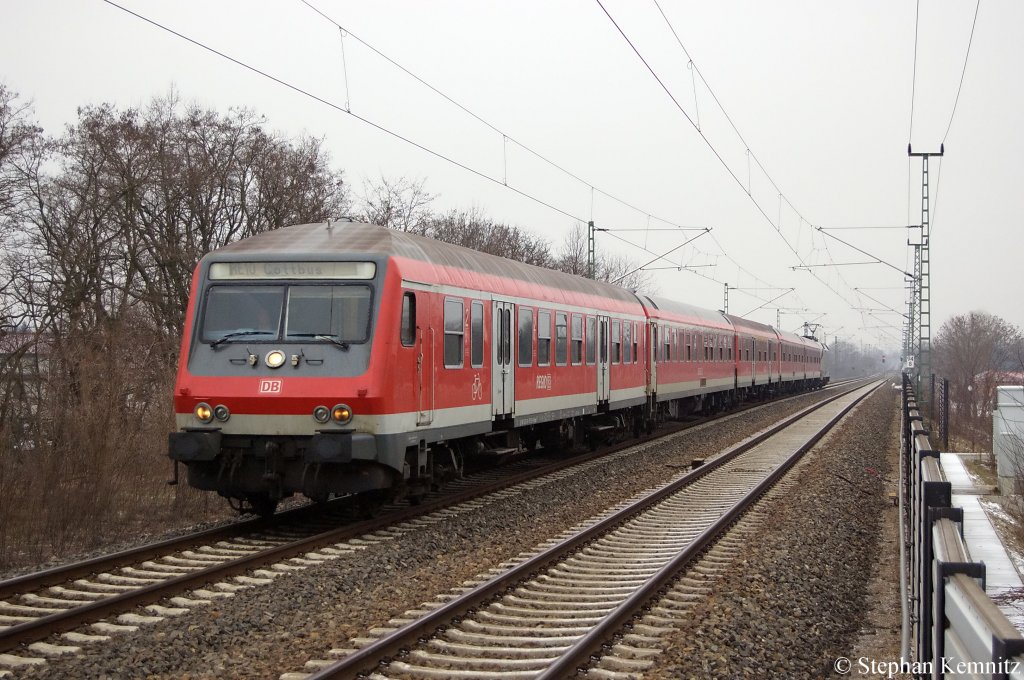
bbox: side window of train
[618,319,626,364]
[400,292,416,347]
[518,308,533,367]
[538,310,551,366]
[586,316,596,364]
[663,327,671,362]
[470,301,484,368]
[632,322,639,363]
[443,298,464,368]
[571,314,583,365]
[555,312,568,365]
[612,319,621,363]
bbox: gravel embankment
[19,384,872,680]
[643,383,902,679]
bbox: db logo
[259,379,283,394]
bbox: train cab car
[168,221,647,514]
[637,296,736,418]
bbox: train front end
[168,225,405,515]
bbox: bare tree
[429,207,553,267]
[0,91,353,567]
[933,311,1023,449]
[358,175,434,235]
[554,222,653,292]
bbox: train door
[749,336,756,384]
[491,300,515,418]
[415,292,434,426]
[648,322,658,394]
[597,316,611,402]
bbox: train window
[443,299,464,368]
[285,285,372,343]
[538,310,551,366]
[518,308,533,366]
[203,285,284,343]
[686,333,692,362]
[586,316,596,364]
[571,314,583,365]
[632,322,639,363]
[623,321,632,364]
[663,328,671,362]
[612,320,621,363]
[555,312,568,365]
[471,301,484,368]
[400,293,416,347]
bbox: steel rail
[0,443,642,652]
[538,379,883,678]
[305,380,875,679]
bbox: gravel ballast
[643,382,903,679]
[17,383,893,679]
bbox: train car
[168,221,648,514]
[777,328,828,389]
[725,314,780,397]
[637,295,736,418]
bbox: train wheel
[358,490,387,518]
[246,494,278,518]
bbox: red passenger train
[168,221,828,515]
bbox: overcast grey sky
[2,1,1018,354]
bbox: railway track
[0,379,860,675]
[283,379,881,680]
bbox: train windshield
[201,284,373,344]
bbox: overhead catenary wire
[100,0,605,231]
[613,0,868,319]
[942,0,981,144]
[909,0,921,143]
[300,0,701,237]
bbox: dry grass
[0,329,234,573]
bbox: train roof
[637,294,733,330]
[775,328,825,350]
[723,314,778,340]
[208,221,645,313]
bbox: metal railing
[903,373,1024,679]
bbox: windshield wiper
[289,333,350,351]
[209,330,272,348]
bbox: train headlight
[331,403,353,424]
[313,405,330,424]
[194,402,214,424]
[214,405,231,422]
[265,350,286,369]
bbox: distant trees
[933,311,1024,450]
[354,176,652,289]
[0,87,351,566]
